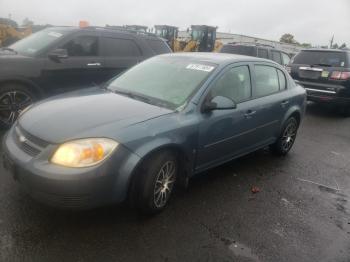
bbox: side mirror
[48,49,68,62]
[203,96,236,112]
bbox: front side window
[255,65,279,97]
[210,66,252,103]
[101,37,140,57]
[62,36,98,56]
[108,56,216,109]
[10,28,70,56]
[271,51,282,64]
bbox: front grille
[13,125,49,157]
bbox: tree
[301,43,312,48]
[339,43,347,49]
[332,43,339,49]
[22,17,33,27]
[280,33,298,44]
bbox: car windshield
[293,51,347,67]
[9,28,70,56]
[107,56,217,110]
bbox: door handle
[244,110,256,118]
[87,62,101,66]
[281,100,289,107]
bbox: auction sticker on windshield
[186,64,215,72]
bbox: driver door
[42,32,105,95]
[195,64,260,172]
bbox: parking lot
[0,102,348,262]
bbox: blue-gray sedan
[2,53,306,213]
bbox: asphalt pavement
[0,102,349,262]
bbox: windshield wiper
[311,63,332,67]
[113,89,152,103]
[1,47,17,54]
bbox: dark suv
[287,49,350,114]
[0,26,171,128]
[220,43,292,66]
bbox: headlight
[51,138,118,168]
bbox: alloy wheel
[281,120,297,152]
[153,161,176,208]
[0,91,32,125]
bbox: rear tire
[129,151,178,214]
[270,117,299,156]
[0,83,37,129]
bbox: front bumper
[2,128,140,209]
[295,80,350,105]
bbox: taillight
[330,71,350,80]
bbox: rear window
[144,39,171,54]
[220,45,256,57]
[293,51,347,67]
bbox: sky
[1,0,349,47]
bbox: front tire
[270,117,299,156]
[0,83,36,129]
[130,151,178,214]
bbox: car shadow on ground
[305,101,347,119]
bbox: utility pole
[330,35,334,48]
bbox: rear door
[250,63,291,142]
[43,32,105,94]
[100,34,143,82]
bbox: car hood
[18,88,173,143]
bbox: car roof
[48,26,163,40]
[222,43,289,53]
[159,52,276,65]
[300,48,349,53]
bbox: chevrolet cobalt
[2,53,306,213]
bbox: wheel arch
[278,106,302,137]
[126,143,193,202]
[0,78,44,98]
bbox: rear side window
[144,39,171,54]
[277,70,287,90]
[271,51,282,64]
[281,53,291,65]
[62,35,98,56]
[220,45,256,56]
[101,37,141,57]
[257,48,268,59]
[254,65,279,97]
[293,51,347,67]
